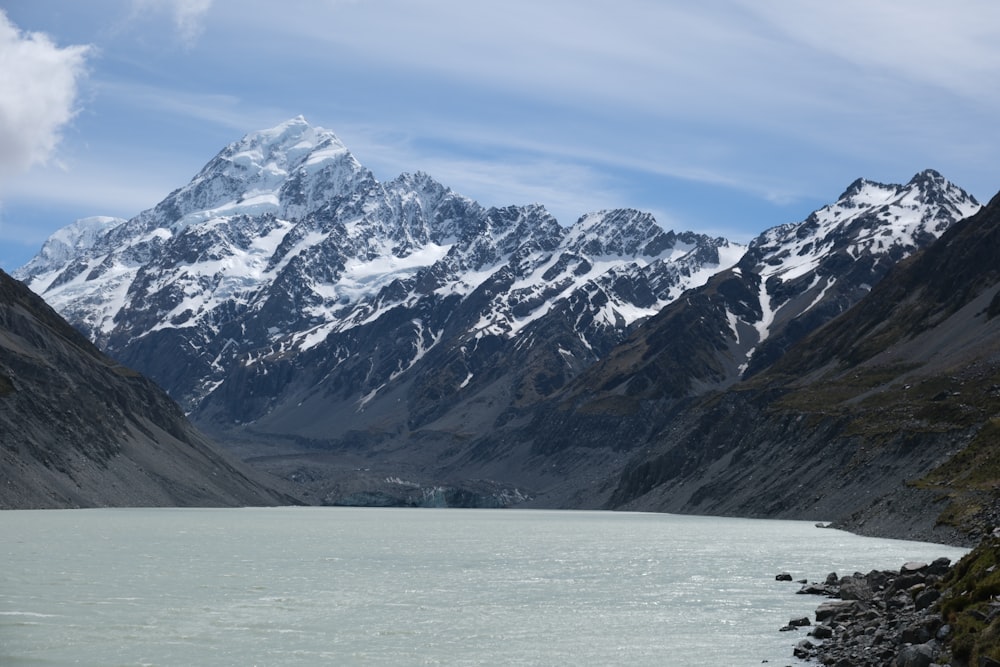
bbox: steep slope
[562,170,980,405]
[16,117,743,504]
[605,190,1000,544]
[449,171,979,505]
[0,269,293,509]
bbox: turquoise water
[0,507,968,666]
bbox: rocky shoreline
[775,543,1000,667]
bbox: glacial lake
[0,507,968,666]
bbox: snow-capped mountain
[737,168,980,375]
[17,116,980,507]
[18,215,126,276]
[554,169,981,406]
[601,185,1000,542]
[16,117,742,452]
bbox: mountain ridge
[15,120,739,457]
[599,189,1000,544]
[14,117,985,514]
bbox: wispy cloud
[18,2,1000,170]
[204,0,1000,205]
[336,119,804,212]
[93,78,291,134]
[171,0,213,46]
[742,0,1000,101]
[128,0,213,48]
[5,0,1000,273]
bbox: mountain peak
[909,168,945,184]
[834,176,899,208]
[13,215,126,282]
[567,209,670,257]
[150,117,368,229]
[837,176,874,200]
[224,116,350,172]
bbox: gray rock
[840,576,874,601]
[914,587,940,611]
[926,557,951,576]
[887,591,914,611]
[798,582,836,596]
[901,623,932,645]
[788,561,959,667]
[895,642,936,667]
[811,624,833,639]
[775,572,792,581]
[793,639,815,660]
[815,600,861,622]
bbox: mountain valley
[11,116,1000,543]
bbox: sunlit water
[0,507,968,666]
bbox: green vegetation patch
[922,419,1000,490]
[914,419,1000,535]
[0,372,14,396]
[772,363,920,414]
[938,538,1000,664]
[110,363,142,378]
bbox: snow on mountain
[12,117,984,509]
[15,216,126,291]
[16,117,742,423]
[739,169,980,367]
[563,169,981,407]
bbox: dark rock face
[0,270,292,509]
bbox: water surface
[0,507,968,665]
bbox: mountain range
[12,117,998,541]
[601,188,1000,545]
[15,117,745,503]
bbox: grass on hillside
[938,537,1000,665]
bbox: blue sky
[2,1,1000,271]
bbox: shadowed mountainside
[601,190,1000,544]
[0,269,295,508]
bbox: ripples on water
[0,507,968,666]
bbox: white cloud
[172,0,213,45]
[130,0,213,47]
[0,11,90,180]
